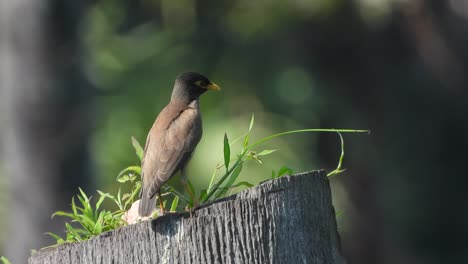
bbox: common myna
[138,72,220,217]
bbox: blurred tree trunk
[0,1,92,263]
[299,2,468,263]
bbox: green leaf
[52,211,76,219]
[223,133,230,171]
[276,166,293,178]
[94,212,104,233]
[186,179,196,206]
[1,256,12,264]
[71,196,78,216]
[256,149,276,156]
[198,189,207,201]
[248,114,255,132]
[96,191,113,213]
[116,166,141,183]
[131,136,144,161]
[65,223,84,241]
[271,166,293,179]
[45,232,64,244]
[230,181,254,188]
[243,134,250,149]
[125,181,142,209]
[203,158,243,202]
[115,188,123,210]
[76,214,96,230]
[215,163,243,199]
[78,188,90,205]
[117,175,130,183]
[122,193,131,201]
[46,232,63,241]
[242,114,255,149]
[170,196,179,212]
[225,163,243,188]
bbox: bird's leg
[181,168,199,209]
[157,190,166,215]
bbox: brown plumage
[138,72,220,217]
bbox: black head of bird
[138,72,220,217]
[171,72,220,104]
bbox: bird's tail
[139,189,156,217]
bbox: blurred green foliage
[78,5,372,248]
[84,0,346,195]
[1,0,373,256]
[0,256,11,264]
[3,0,467,263]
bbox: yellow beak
[206,82,221,91]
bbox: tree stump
[29,170,345,264]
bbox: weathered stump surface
[29,170,345,264]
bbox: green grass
[47,114,368,246]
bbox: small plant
[47,188,125,244]
[47,163,142,245]
[199,116,363,203]
[271,166,294,179]
[1,256,11,264]
[47,113,368,246]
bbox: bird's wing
[141,102,201,199]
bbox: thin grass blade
[131,136,144,161]
[223,133,230,171]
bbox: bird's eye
[194,80,207,87]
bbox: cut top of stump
[30,170,345,264]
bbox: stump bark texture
[29,170,345,264]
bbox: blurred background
[1,0,468,263]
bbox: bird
[138,72,220,217]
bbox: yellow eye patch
[195,80,204,87]
[194,80,221,91]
